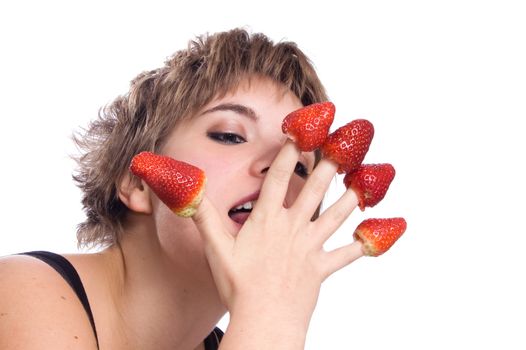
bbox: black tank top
[20,251,223,349]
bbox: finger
[321,240,364,278]
[291,159,338,219]
[311,188,359,246]
[256,140,300,213]
[192,195,234,254]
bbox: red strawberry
[353,218,407,257]
[321,119,374,173]
[282,101,335,151]
[130,152,206,217]
[344,163,395,211]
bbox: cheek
[194,157,236,182]
[191,156,238,200]
[169,147,233,178]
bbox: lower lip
[229,212,251,227]
[231,221,243,231]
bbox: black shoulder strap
[204,327,224,350]
[21,251,224,350]
[20,251,99,348]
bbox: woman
[0,28,364,349]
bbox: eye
[207,132,246,145]
[294,162,309,179]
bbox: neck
[95,215,226,349]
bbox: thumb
[192,195,234,254]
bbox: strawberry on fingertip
[321,119,374,174]
[353,218,406,257]
[130,152,206,218]
[344,163,395,211]
[282,101,335,152]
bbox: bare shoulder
[0,254,98,349]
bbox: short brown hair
[73,28,328,248]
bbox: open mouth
[228,200,255,225]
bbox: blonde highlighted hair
[73,28,328,248]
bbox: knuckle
[329,205,349,224]
[305,174,327,198]
[268,166,291,185]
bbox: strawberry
[282,101,335,151]
[129,151,206,217]
[353,218,407,257]
[344,163,395,211]
[321,119,374,173]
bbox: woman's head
[73,28,328,248]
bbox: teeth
[234,201,254,211]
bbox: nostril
[260,166,270,174]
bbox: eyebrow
[200,103,259,121]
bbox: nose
[259,166,270,175]
[248,140,283,177]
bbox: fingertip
[192,195,213,225]
[284,138,301,155]
[351,240,365,260]
[347,188,359,207]
[314,157,339,174]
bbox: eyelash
[207,132,309,178]
[294,162,309,179]
[207,132,246,144]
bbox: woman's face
[158,76,315,239]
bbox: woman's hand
[192,140,363,347]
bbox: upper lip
[229,190,260,212]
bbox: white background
[1,0,525,349]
